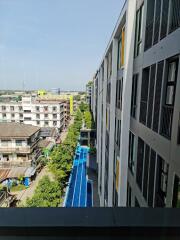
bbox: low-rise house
[0,122,40,167]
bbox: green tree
[26,176,62,207]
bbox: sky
[0,0,124,91]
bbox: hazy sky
[0,0,124,91]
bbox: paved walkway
[15,117,74,206]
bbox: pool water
[64,145,93,207]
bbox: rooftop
[0,123,40,139]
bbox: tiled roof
[0,123,40,138]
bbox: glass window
[117,38,122,70]
[1,140,10,147]
[16,140,23,146]
[134,4,144,57]
[131,75,138,118]
[169,0,180,32]
[10,106,14,111]
[128,132,135,175]
[121,27,125,66]
[165,60,178,106]
[172,175,180,207]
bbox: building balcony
[0,208,179,239]
[0,159,32,168]
[0,146,31,154]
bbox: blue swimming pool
[64,145,93,207]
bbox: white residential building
[0,96,68,131]
[91,0,180,208]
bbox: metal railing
[0,208,179,239]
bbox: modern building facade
[0,96,69,131]
[91,0,180,207]
[86,81,93,105]
[0,122,40,167]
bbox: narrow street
[14,117,74,206]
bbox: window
[131,75,138,118]
[36,106,40,111]
[153,0,162,44]
[115,119,121,152]
[169,0,180,33]
[53,121,57,126]
[121,27,125,66]
[44,114,48,118]
[19,113,23,118]
[1,140,9,147]
[165,60,178,106]
[161,57,179,139]
[178,114,180,144]
[16,140,23,146]
[24,110,31,113]
[106,82,111,104]
[36,114,40,119]
[142,145,150,200]
[2,106,6,111]
[44,121,49,126]
[10,106,14,111]
[144,0,155,50]
[53,106,57,111]
[134,4,144,57]
[139,67,150,124]
[117,38,122,70]
[117,26,125,69]
[53,114,57,119]
[153,61,164,132]
[147,64,156,128]
[44,106,48,111]
[2,113,6,118]
[11,113,15,118]
[24,117,31,120]
[172,175,180,207]
[148,149,156,207]
[36,120,40,125]
[136,138,144,190]
[116,79,123,110]
[19,106,23,111]
[127,183,132,207]
[128,132,135,175]
[107,51,112,79]
[160,0,169,39]
[155,156,169,207]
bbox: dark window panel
[144,0,155,51]
[147,64,156,128]
[169,0,180,32]
[136,138,144,190]
[153,0,162,45]
[139,67,150,124]
[143,145,150,201]
[153,61,164,132]
[172,175,180,207]
[160,0,169,39]
[148,149,156,207]
[131,75,138,118]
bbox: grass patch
[11,184,27,192]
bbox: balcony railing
[0,147,31,153]
[0,208,179,239]
[0,160,32,167]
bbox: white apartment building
[0,96,66,131]
[91,0,180,208]
[0,122,40,167]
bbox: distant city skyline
[0,0,124,91]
